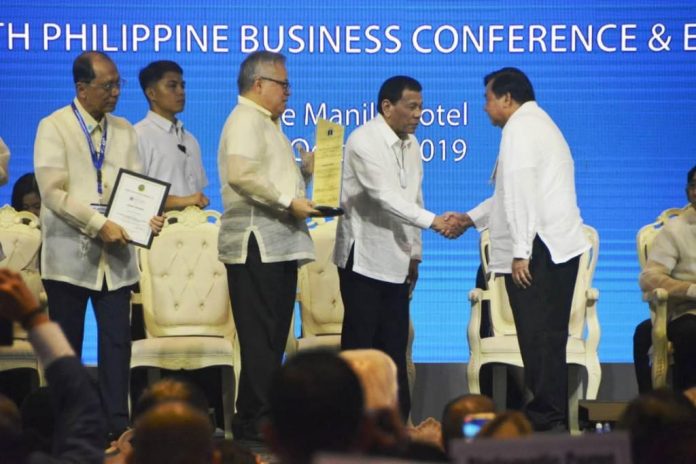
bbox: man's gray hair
[237,51,287,94]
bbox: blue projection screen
[1,1,695,363]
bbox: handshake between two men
[430,212,474,239]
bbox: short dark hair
[139,60,184,97]
[11,172,39,212]
[484,67,535,104]
[377,75,422,115]
[441,393,494,451]
[688,165,696,184]
[132,378,209,424]
[237,50,286,94]
[268,350,364,461]
[72,51,112,84]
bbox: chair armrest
[650,288,669,388]
[467,288,487,357]
[584,288,601,352]
[131,289,142,306]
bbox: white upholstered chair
[467,225,601,434]
[0,205,45,386]
[286,218,344,353]
[285,217,419,415]
[130,207,240,438]
[636,205,689,388]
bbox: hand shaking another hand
[430,212,474,239]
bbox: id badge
[90,203,108,215]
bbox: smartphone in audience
[462,412,496,440]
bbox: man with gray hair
[217,50,317,440]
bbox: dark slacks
[668,313,696,391]
[504,236,580,430]
[633,318,653,393]
[43,278,132,434]
[225,234,297,439]
[339,248,411,420]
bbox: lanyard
[71,102,107,196]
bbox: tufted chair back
[138,207,234,338]
[0,204,44,385]
[297,219,344,338]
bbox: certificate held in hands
[106,169,169,248]
[311,118,345,217]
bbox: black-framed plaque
[105,169,169,248]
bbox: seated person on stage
[0,269,105,464]
[639,165,696,391]
[11,172,42,217]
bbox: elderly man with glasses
[33,51,163,444]
[216,50,317,441]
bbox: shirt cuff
[513,242,532,259]
[466,206,486,231]
[277,193,293,210]
[687,284,696,300]
[27,321,75,369]
[418,210,437,230]
[85,212,108,238]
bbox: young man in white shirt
[453,68,589,432]
[135,60,209,211]
[334,75,454,420]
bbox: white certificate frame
[106,169,169,249]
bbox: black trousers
[504,236,580,430]
[43,278,132,434]
[633,318,653,394]
[338,248,411,420]
[668,313,696,391]
[225,234,296,438]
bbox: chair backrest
[0,205,43,338]
[297,219,344,337]
[137,207,234,338]
[0,204,43,290]
[636,205,689,270]
[481,225,599,339]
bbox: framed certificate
[311,118,346,217]
[106,169,169,248]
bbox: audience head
[128,401,219,464]
[20,387,54,454]
[440,394,494,451]
[11,172,41,217]
[475,411,533,440]
[339,349,399,412]
[215,439,261,464]
[0,393,24,464]
[264,349,365,464]
[132,377,210,422]
[617,388,696,464]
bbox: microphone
[177,144,186,154]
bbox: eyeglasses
[85,79,125,92]
[258,76,291,92]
